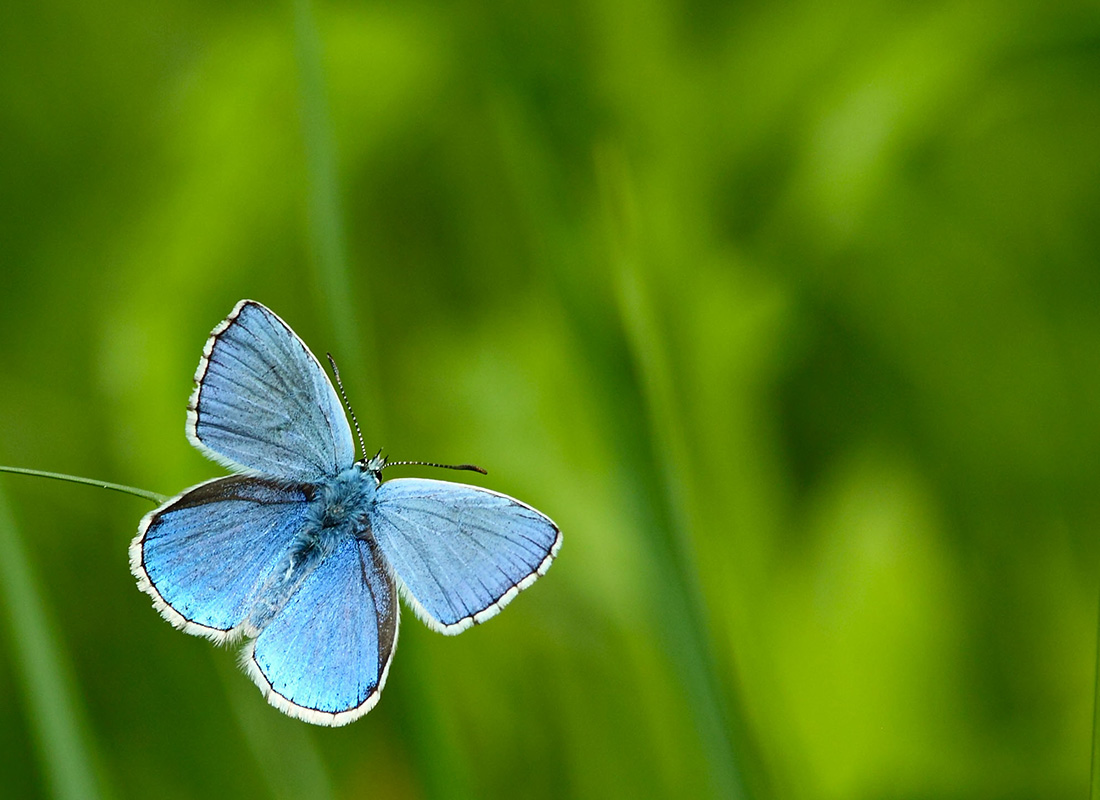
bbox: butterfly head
[360,450,387,483]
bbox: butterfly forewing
[188,300,356,482]
[130,476,315,642]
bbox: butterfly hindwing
[187,299,356,482]
[130,475,314,641]
[370,478,561,634]
[243,535,398,726]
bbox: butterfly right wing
[187,300,356,482]
[130,475,315,643]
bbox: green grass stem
[597,149,752,800]
[0,466,166,505]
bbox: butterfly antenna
[383,460,488,476]
[326,353,367,461]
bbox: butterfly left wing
[242,536,398,726]
[130,475,314,642]
[188,299,357,482]
[369,478,562,634]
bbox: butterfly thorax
[308,467,376,533]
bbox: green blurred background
[2,0,1099,797]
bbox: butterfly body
[243,465,376,634]
[131,300,561,726]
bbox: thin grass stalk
[0,483,111,800]
[597,148,751,800]
[0,466,166,505]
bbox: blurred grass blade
[1091,587,1100,800]
[216,656,336,800]
[0,483,111,800]
[597,147,753,800]
[0,466,166,505]
[290,0,383,436]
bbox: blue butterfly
[129,300,561,726]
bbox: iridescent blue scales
[129,300,561,726]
